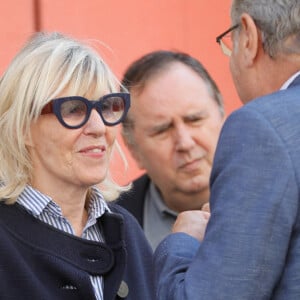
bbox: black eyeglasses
[216,24,239,56]
[41,92,130,129]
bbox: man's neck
[161,187,210,213]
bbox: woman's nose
[83,109,106,136]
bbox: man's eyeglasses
[216,24,239,56]
[41,92,130,129]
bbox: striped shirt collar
[17,185,110,220]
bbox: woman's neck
[31,181,90,236]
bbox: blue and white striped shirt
[17,185,109,300]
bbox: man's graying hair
[231,0,300,57]
[121,50,224,146]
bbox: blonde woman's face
[26,96,117,193]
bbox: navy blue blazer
[154,76,300,299]
[0,202,154,299]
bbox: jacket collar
[286,72,300,89]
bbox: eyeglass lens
[220,39,232,56]
[60,95,126,127]
[100,96,125,124]
[216,24,239,57]
[60,100,87,127]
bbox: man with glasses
[154,0,300,299]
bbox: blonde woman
[0,32,154,300]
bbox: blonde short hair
[0,32,128,203]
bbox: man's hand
[201,202,210,212]
[172,210,210,241]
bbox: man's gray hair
[231,0,300,57]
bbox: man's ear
[239,13,262,66]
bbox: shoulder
[117,174,150,202]
[232,87,300,123]
[107,202,142,233]
[114,174,151,224]
[108,201,138,220]
[221,87,300,150]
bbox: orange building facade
[0,0,241,184]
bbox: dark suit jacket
[116,173,150,227]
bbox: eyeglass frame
[41,92,131,129]
[216,24,239,56]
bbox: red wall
[0,0,240,184]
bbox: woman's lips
[79,146,106,157]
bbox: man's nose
[174,125,195,151]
